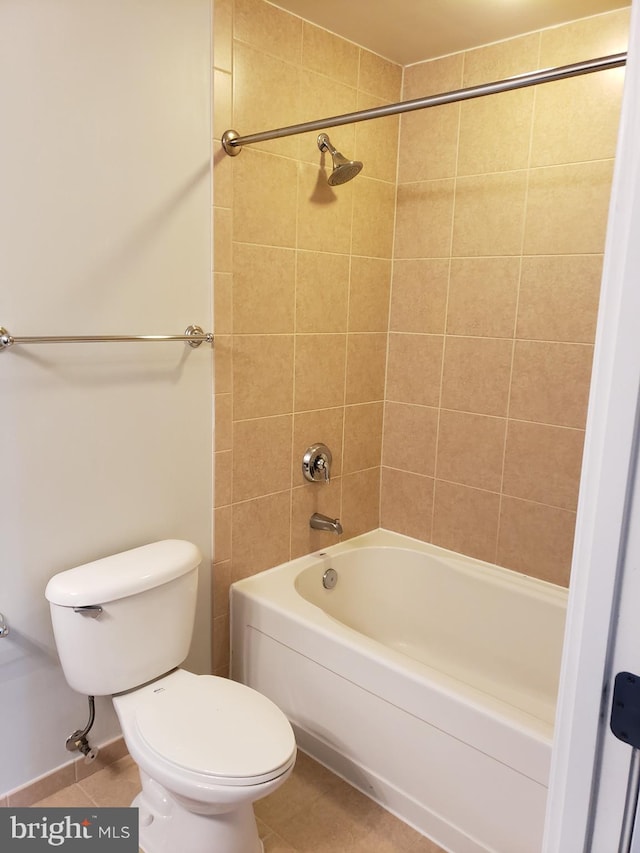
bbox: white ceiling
[270,0,629,66]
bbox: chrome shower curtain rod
[222,52,627,155]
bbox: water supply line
[66,695,99,763]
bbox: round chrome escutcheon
[322,568,338,590]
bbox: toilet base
[133,775,263,853]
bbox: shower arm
[222,51,627,155]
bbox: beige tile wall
[214,4,629,674]
[213,0,400,673]
[381,8,630,587]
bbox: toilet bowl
[45,540,296,853]
[114,669,296,853]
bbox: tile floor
[31,751,446,852]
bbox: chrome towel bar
[0,324,213,351]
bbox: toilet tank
[45,540,201,696]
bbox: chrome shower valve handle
[315,455,329,482]
[302,443,333,484]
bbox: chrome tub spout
[310,512,343,535]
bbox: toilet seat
[132,673,296,787]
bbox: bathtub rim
[238,527,568,602]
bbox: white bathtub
[230,529,567,853]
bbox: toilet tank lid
[45,540,202,607]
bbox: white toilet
[45,539,296,853]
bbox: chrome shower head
[317,133,363,186]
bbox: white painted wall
[0,0,212,795]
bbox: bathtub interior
[293,541,567,726]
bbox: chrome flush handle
[72,605,103,619]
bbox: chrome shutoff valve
[66,731,99,764]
